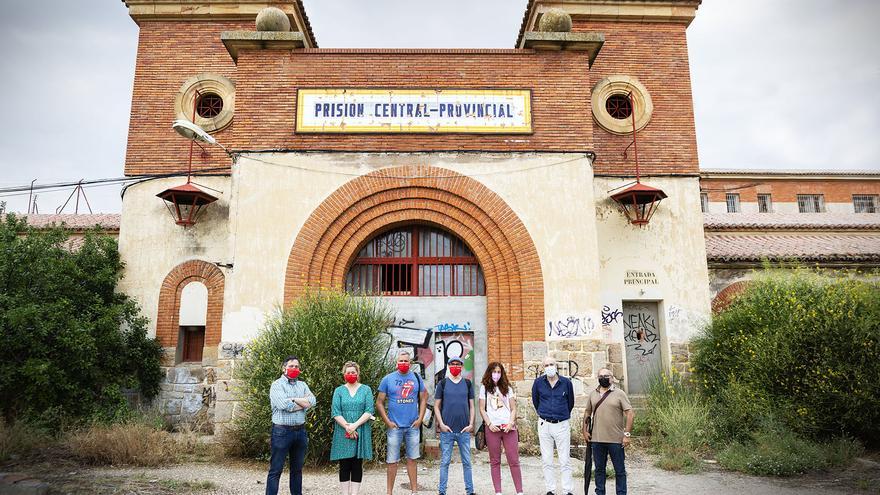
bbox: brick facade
[702,177,880,203]
[284,165,544,378]
[125,15,702,179]
[574,21,699,176]
[156,259,225,348]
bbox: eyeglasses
[598,375,612,379]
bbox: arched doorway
[346,224,487,379]
[284,165,544,379]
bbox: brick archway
[285,165,544,373]
[712,280,751,314]
[156,260,225,348]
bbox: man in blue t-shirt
[377,350,428,495]
[434,356,476,495]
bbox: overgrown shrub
[227,290,394,464]
[64,409,208,466]
[0,418,52,462]
[643,373,712,472]
[717,428,864,476]
[692,268,880,443]
[66,422,177,466]
[0,212,163,425]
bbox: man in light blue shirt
[266,355,317,495]
[376,350,427,495]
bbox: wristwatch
[623,431,631,437]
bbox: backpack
[436,376,472,400]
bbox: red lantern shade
[610,182,667,226]
[156,183,218,227]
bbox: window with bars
[726,193,740,213]
[700,193,708,213]
[853,195,878,213]
[797,194,825,213]
[345,226,485,296]
[757,194,772,213]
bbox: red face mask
[286,368,300,380]
[344,373,358,384]
[449,365,462,377]
[397,362,410,374]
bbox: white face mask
[544,365,558,377]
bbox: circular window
[605,94,633,120]
[174,73,235,133]
[196,93,224,119]
[592,75,653,135]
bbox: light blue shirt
[269,376,317,426]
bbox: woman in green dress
[330,361,374,495]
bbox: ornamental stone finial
[255,7,291,32]
[538,8,573,33]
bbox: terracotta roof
[22,214,121,231]
[705,232,880,263]
[701,168,880,177]
[703,213,880,231]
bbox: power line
[0,152,596,199]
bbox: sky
[0,0,878,213]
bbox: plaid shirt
[269,376,317,426]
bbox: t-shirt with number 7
[379,370,422,427]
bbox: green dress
[330,384,374,461]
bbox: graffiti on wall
[623,305,660,364]
[420,332,475,383]
[547,314,596,338]
[384,317,474,382]
[220,342,246,359]
[601,305,623,325]
[527,359,580,379]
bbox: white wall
[117,176,233,338]
[119,153,600,344]
[594,177,712,382]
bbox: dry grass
[0,418,52,462]
[66,422,177,466]
[65,414,214,467]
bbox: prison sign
[296,89,532,134]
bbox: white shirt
[479,384,515,426]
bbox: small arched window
[345,226,485,296]
[178,281,208,362]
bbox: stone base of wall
[513,338,625,451]
[154,344,245,435]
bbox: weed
[717,429,863,476]
[0,418,52,462]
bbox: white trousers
[538,418,573,493]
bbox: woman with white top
[479,362,523,495]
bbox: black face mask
[598,377,611,388]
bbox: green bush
[227,289,394,464]
[643,373,712,472]
[692,268,880,443]
[717,428,863,476]
[709,378,772,443]
[0,212,163,425]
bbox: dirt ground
[4,448,879,495]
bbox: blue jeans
[439,431,473,494]
[592,442,627,495]
[386,425,421,463]
[266,424,308,495]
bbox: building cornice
[700,168,880,181]
[121,0,317,48]
[517,0,701,48]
